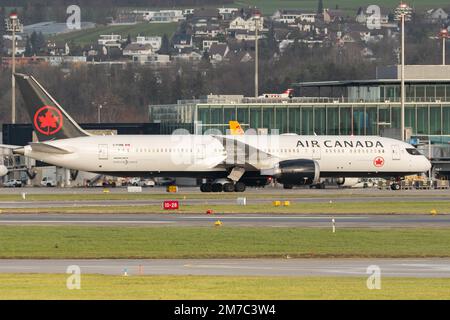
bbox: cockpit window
[406,148,422,155]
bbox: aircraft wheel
[223,183,235,192]
[212,183,223,192]
[234,182,246,192]
[201,183,212,192]
[391,183,401,191]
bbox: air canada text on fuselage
[296,140,384,148]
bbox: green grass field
[1,226,450,259]
[50,22,177,46]
[0,191,447,201]
[1,274,450,299]
[2,201,450,214]
[234,0,450,15]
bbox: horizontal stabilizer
[30,143,72,154]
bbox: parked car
[128,177,155,187]
[4,179,22,187]
[141,179,155,187]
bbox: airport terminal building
[149,65,450,177]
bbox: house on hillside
[218,7,239,20]
[46,41,70,56]
[272,9,316,25]
[234,30,265,41]
[425,8,448,23]
[323,9,347,23]
[209,43,229,63]
[98,34,122,48]
[228,15,264,32]
[173,48,202,62]
[123,43,153,60]
[172,34,193,50]
[2,38,26,56]
[228,50,254,63]
[203,40,220,52]
[143,10,184,23]
[135,36,162,52]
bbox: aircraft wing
[30,143,73,154]
[212,135,278,169]
[0,144,22,149]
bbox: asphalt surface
[0,186,449,196]
[1,213,450,227]
[0,258,449,277]
[1,196,450,208]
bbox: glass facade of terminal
[347,84,450,102]
[196,102,450,136]
[149,81,450,137]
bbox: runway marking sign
[163,200,179,210]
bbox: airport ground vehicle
[40,176,56,187]
[130,178,155,187]
[4,179,23,187]
[1,74,432,193]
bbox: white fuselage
[22,135,431,178]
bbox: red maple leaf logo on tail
[38,110,59,134]
[33,106,63,136]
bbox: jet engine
[0,165,8,177]
[262,159,320,186]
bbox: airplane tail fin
[229,121,245,135]
[14,73,90,141]
[284,89,294,98]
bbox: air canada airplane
[3,73,431,192]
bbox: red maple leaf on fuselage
[38,110,59,134]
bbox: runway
[0,258,449,277]
[1,213,450,227]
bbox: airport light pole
[439,28,449,65]
[5,12,23,125]
[98,104,103,124]
[254,11,261,98]
[394,2,412,141]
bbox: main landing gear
[390,177,402,191]
[200,181,246,193]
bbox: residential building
[46,41,70,56]
[228,16,264,32]
[203,40,220,52]
[272,9,316,24]
[2,38,26,56]
[143,10,184,23]
[425,8,448,23]
[209,43,229,63]
[123,43,153,58]
[98,34,122,48]
[135,36,162,51]
[172,34,193,50]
